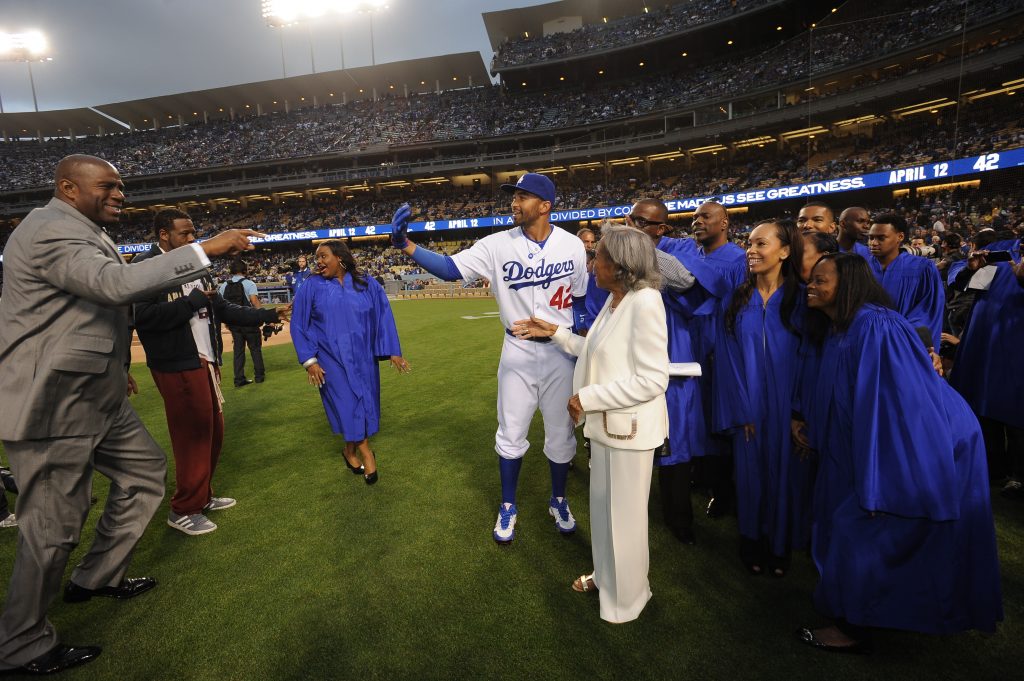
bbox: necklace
[524,227,551,259]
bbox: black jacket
[133,245,279,372]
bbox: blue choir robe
[713,286,814,555]
[657,285,707,465]
[292,273,403,441]
[806,305,1002,634]
[659,238,747,459]
[950,244,1024,429]
[869,251,944,347]
[839,241,871,260]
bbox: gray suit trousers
[0,398,165,668]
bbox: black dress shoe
[235,379,253,388]
[343,457,364,475]
[794,627,871,654]
[2,645,101,675]
[64,577,157,603]
[364,470,379,485]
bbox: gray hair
[598,222,662,291]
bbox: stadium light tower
[0,30,53,112]
[260,1,388,73]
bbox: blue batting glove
[391,203,412,249]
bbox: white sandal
[572,572,597,593]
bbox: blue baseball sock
[498,456,523,506]
[549,459,571,499]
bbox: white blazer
[552,287,669,451]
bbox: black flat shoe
[64,576,157,603]
[343,457,364,475]
[794,627,871,654]
[363,451,378,485]
[1,645,101,675]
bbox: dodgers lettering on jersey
[502,257,576,290]
[450,225,588,330]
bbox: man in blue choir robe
[837,206,871,259]
[799,254,1001,651]
[647,200,748,538]
[625,199,706,544]
[949,236,1024,491]
[867,213,944,348]
[659,201,747,520]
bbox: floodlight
[0,30,52,112]
[261,0,388,27]
[23,31,47,55]
[0,30,51,60]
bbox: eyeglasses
[627,214,663,229]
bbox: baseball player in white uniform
[390,173,588,544]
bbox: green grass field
[1,297,1022,680]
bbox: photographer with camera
[948,231,1024,497]
[134,209,291,535]
[218,258,267,387]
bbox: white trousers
[494,334,577,463]
[590,441,654,623]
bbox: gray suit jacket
[0,198,209,441]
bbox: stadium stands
[0,0,1020,195]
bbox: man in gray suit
[0,155,265,675]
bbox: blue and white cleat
[549,496,577,534]
[493,503,518,544]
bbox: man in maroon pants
[134,209,291,535]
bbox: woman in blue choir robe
[292,239,409,485]
[715,218,813,576]
[797,253,1001,652]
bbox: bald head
[54,155,125,225]
[839,206,870,243]
[692,200,729,249]
[54,155,117,188]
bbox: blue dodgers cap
[500,173,556,204]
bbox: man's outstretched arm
[391,204,462,281]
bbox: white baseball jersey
[450,225,588,331]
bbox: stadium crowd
[178,183,1020,291]
[4,94,1008,247]
[0,0,1018,192]
[491,0,773,69]
[491,0,1013,70]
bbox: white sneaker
[203,497,237,512]
[167,511,217,535]
[493,503,518,544]
[549,496,576,534]
[0,513,16,529]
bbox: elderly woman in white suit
[514,223,669,623]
